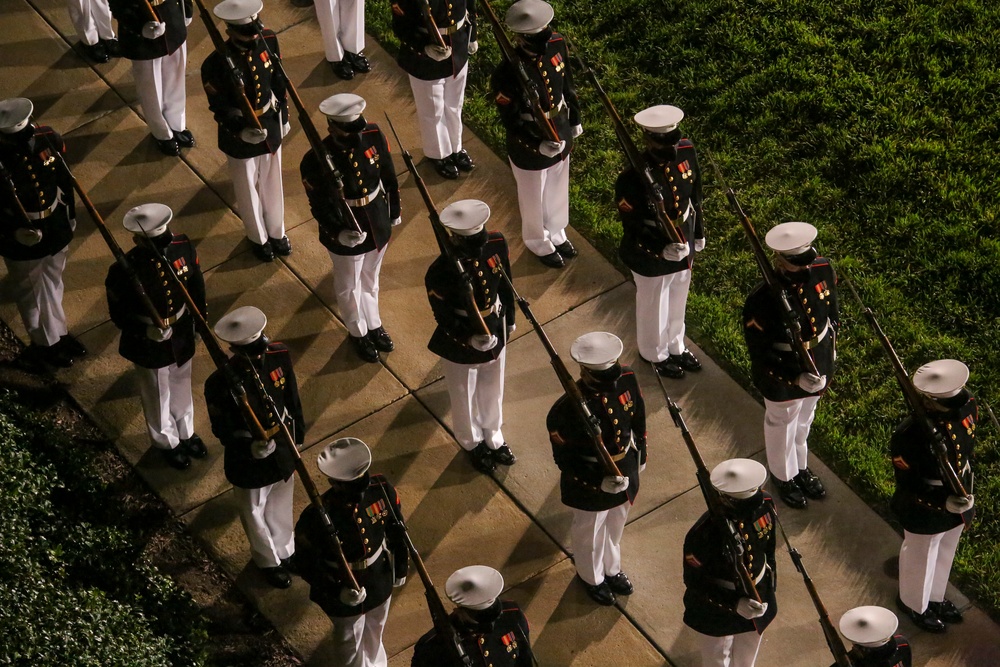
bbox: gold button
[357,518,363,524]
[613,418,618,424]
[602,397,608,403]
[479,638,485,645]
[353,162,358,167]
[478,271,483,276]
[364,538,369,544]
[360,527,366,533]
[484,651,489,657]
[607,409,613,414]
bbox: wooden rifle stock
[774,515,854,667]
[569,42,685,245]
[142,0,160,22]
[480,0,561,144]
[418,0,449,49]
[843,279,970,502]
[652,377,762,602]
[384,114,491,337]
[704,151,819,377]
[193,0,264,131]
[137,227,363,595]
[250,18,362,234]
[493,263,622,477]
[34,124,166,330]
[375,485,473,665]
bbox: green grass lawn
[369,0,999,619]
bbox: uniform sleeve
[187,245,208,320]
[690,146,704,227]
[743,289,799,385]
[283,355,306,445]
[827,263,840,331]
[300,150,343,230]
[498,238,515,329]
[616,169,668,254]
[201,55,244,132]
[891,420,949,511]
[205,370,253,445]
[629,375,648,463]
[266,32,289,124]
[390,0,427,53]
[683,517,738,611]
[547,398,605,485]
[377,129,401,220]
[105,263,141,333]
[515,608,533,666]
[425,262,462,332]
[467,0,477,43]
[382,480,410,580]
[292,505,323,586]
[562,41,581,126]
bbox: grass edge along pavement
[367,0,1000,620]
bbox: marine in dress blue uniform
[546,331,645,606]
[743,222,837,509]
[833,606,912,667]
[615,105,705,379]
[301,94,401,363]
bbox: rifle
[569,42,685,245]
[480,0,562,144]
[705,152,819,376]
[0,158,32,226]
[384,113,491,337]
[843,279,971,503]
[142,0,160,22]
[375,485,473,666]
[417,0,449,49]
[652,377,761,602]
[33,123,167,330]
[137,228,364,598]
[492,261,622,477]
[193,0,265,132]
[774,515,854,667]
[248,17,362,234]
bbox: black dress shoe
[651,358,684,379]
[174,129,196,148]
[179,434,208,459]
[330,59,355,80]
[81,41,109,63]
[25,342,73,368]
[346,51,372,73]
[261,565,292,589]
[670,350,702,372]
[605,572,634,596]
[538,251,565,269]
[58,334,88,359]
[161,446,191,470]
[251,241,275,263]
[101,38,121,57]
[467,441,496,474]
[581,579,616,606]
[350,334,380,363]
[492,443,517,466]
[431,158,459,179]
[930,599,964,624]
[449,149,475,172]
[775,478,808,509]
[155,136,180,157]
[794,467,826,499]
[367,326,394,353]
[897,597,946,633]
[555,239,578,258]
[281,554,300,576]
[269,236,292,256]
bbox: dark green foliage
[369,0,999,616]
[0,391,207,666]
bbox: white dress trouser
[698,631,763,667]
[510,157,570,257]
[4,250,69,347]
[331,596,392,667]
[226,147,285,245]
[131,43,188,141]
[899,524,964,614]
[633,268,691,362]
[314,0,364,62]
[66,0,115,45]
[408,64,468,160]
[329,246,386,338]
[570,503,630,586]
[763,395,821,482]
[135,359,194,450]
[442,348,506,451]
[233,475,296,569]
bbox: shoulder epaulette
[501,601,521,613]
[266,342,289,354]
[487,230,505,242]
[677,138,694,149]
[621,368,635,377]
[170,234,190,244]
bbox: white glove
[736,598,768,620]
[662,243,690,262]
[945,494,974,514]
[251,439,276,459]
[142,21,166,39]
[337,230,367,247]
[391,216,402,227]
[145,325,173,342]
[539,140,566,158]
[184,14,193,26]
[468,40,479,55]
[694,237,706,252]
[571,124,583,138]
[424,44,453,61]
[796,372,827,393]
[639,462,647,473]
[468,334,498,352]
[281,121,290,138]
[240,127,268,144]
[14,227,43,246]
[339,586,368,606]
[506,324,516,338]
[393,576,407,588]
[600,475,629,494]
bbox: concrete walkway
[2,1,998,665]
